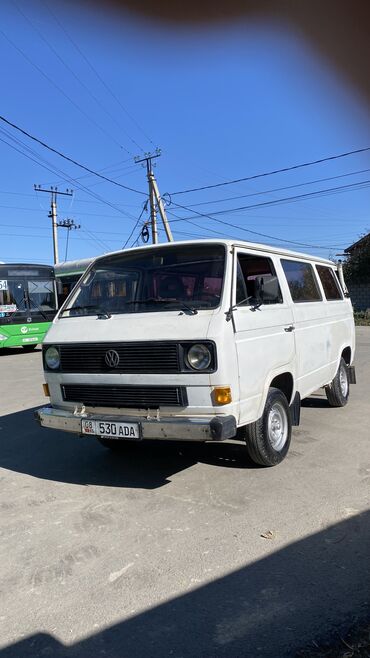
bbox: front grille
[61,384,188,408]
[59,342,180,374]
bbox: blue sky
[0,0,369,264]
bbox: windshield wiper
[126,299,198,314]
[26,296,49,322]
[125,298,164,305]
[60,304,111,319]
[178,304,198,315]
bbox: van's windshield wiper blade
[60,304,111,318]
[178,304,198,315]
[125,299,165,305]
[125,299,198,314]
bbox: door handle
[284,325,295,332]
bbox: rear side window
[281,259,322,303]
[237,254,283,305]
[316,265,343,300]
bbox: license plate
[81,419,141,440]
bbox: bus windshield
[0,266,57,321]
[60,244,225,317]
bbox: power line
[0,222,158,238]
[180,168,370,209]
[0,127,143,225]
[0,222,356,244]
[43,0,157,151]
[169,147,370,196]
[0,115,146,196]
[0,27,130,154]
[0,201,142,219]
[169,178,370,220]
[0,230,122,244]
[122,200,149,249]
[13,1,145,156]
[167,202,347,251]
[0,129,147,247]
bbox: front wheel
[325,357,349,407]
[243,387,292,466]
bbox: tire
[325,357,349,407]
[243,387,292,467]
[22,344,37,352]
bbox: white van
[36,240,356,467]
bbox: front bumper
[35,406,237,442]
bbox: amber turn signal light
[42,383,50,397]
[212,386,232,406]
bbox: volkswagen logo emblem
[105,349,120,368]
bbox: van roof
[89,239,335,267]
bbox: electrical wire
[43,0,157,151]
[167,202,347,251]
[13,1,147,156]
[169,147,370,196]
[0,230,125,245]
[0,127,143,226]
[0,115,146,196]
[180,168,370,209]
[122,201,149,249]
[0,27,131,155]
[168,178,370,220]
[0,130,146,246]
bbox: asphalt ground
[0,328,369,658]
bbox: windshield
[27,280,56,310]
[0,277,56,319]
[0,279,27,317]
[60,244,225,317]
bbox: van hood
[45,309,218,344]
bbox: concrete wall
[348,282,370,311]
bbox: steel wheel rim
[267,401,288,451]
[339,364,349,397]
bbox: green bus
[0,263,58,351]
[54,257,93,306]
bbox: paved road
[0,329,369,657]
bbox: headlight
[0,333,7,341]
[45,346,60,370]
[186,344,211,370]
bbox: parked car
[35,239,356,467]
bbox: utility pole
[134,150,173,244]
[34,185,73,264]
[57,219,81,261]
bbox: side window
[237,254,283,305]
[281,259,322,303]
[316,265,343,300]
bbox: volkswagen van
[35,240,356,466]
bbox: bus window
[0,280,27,314]
[28,280,56,310]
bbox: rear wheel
[325,357,349,407]
[243,387,292,466]
[22,344,37,352]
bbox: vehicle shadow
[301,390,331,408]
[0,407,256,490]
[1,510,369,657]
[0,347,42,356]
